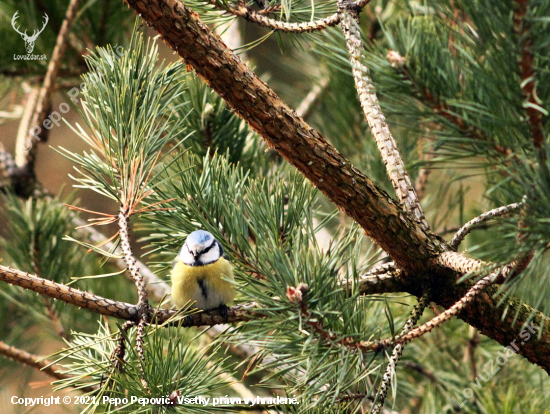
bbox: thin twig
[450,202,524,250]
[206,0,372,34]
[110,320,136,372]
[369,295,429,414]
[296,76,329,119]
[0,142,16,186]
[117,208,150,386]
[0,340,96,393]
[339,6,429,232]
[117,210,148,308]
[22,0,82,169]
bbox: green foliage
[59,30,187,214]
[0,190,138,347]
[174,76,266,169]
[0,0,133,73]
[53,321,229,413]
[1,0,550,412]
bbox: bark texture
[121,0,550,373]
[123,0,441,273]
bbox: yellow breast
[171,257,235,310]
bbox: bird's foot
[218,304,229,321]
[184,314,194,326]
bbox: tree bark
[121,0,550,373]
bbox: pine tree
[1,0,549,413]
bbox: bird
[171,230,234,317]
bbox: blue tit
[171,230,234,315]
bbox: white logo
[12,11,49,54]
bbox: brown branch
[22,0,82,169]
[340,8,429,232]
[32,233,68,340]
[0,265,138,320]
[513,0,545,150]
[119,0,550,373]
[122,0,440,273]
[0,341,96,393]
[386,51,516,160]
[205,0,372,33]
[0,264,406,327]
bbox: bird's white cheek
[200,248,220,265]
[179,249,194,265]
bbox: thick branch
[120,0,550,372]
[122,0,440,273]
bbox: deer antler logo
[11,11,49,54]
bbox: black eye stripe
[198,240,216,255]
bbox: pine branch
[122,0,440,273]
[450,202,524,250]
[0,264,405,325]
[513,0,545,150]
[0,341,96,393]
[386,51,517,161]
[369,295,428,414]
[205,0,371,34]
[21,0,83,170]
[339,7,429,232]
[296,76,329,119]
[0,265,138,320]
[356,259,526,352]
[120,0,550,373]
